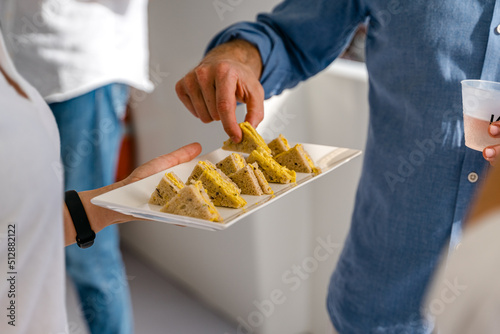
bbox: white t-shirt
[425,210,500,334]
[0,28,67,333]
[0,0,154,103]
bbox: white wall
[120,1,370,333]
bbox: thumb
[489,122,500,138]
[483,145,500,166]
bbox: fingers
[175,80,197,118]
[489,122,500,137]
[196,67,220,122]
[176,73,212,123]
[242,82,265,129]
[216,65,264,142]
[176,42,264,143]
[155,142,203,169]
[126,143,202,183]
[484,123,500,166]
[483,145,500,166]
[216,69,241,142]
[177,62,255,143]
[176,66,226,124]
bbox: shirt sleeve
[206,0,368,99]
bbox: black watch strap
[65,190,95,249]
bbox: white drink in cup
[462,79,500,151]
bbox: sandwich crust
[248,162,273,195]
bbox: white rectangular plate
[91,143,361,231]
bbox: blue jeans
[50,83,133,334]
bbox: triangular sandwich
[149,171,185,206]
[274,144,321,174]
[222,121,271,154]
[229,164,264,196]
[187,160,235,186]
[197,169,247,208]
[216,153,246,175]
[247,147,296,184]
[161,181,221,222]
[268,134,290,156]
[187,160,217,184]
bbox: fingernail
[484,148,496,158]
[490,124,500,136]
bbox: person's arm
[176,0,368,141]
[482,121,500,166]
[63,142,202,246]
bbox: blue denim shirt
[208,1,494,333]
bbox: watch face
[77,231,96,249]
[77,239,95,249]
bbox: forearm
[63,181,130,246]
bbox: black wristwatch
[65,190,96,248]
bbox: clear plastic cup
[461,80,500,151]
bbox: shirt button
[496,24,500,34]
[468,172,478,183]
